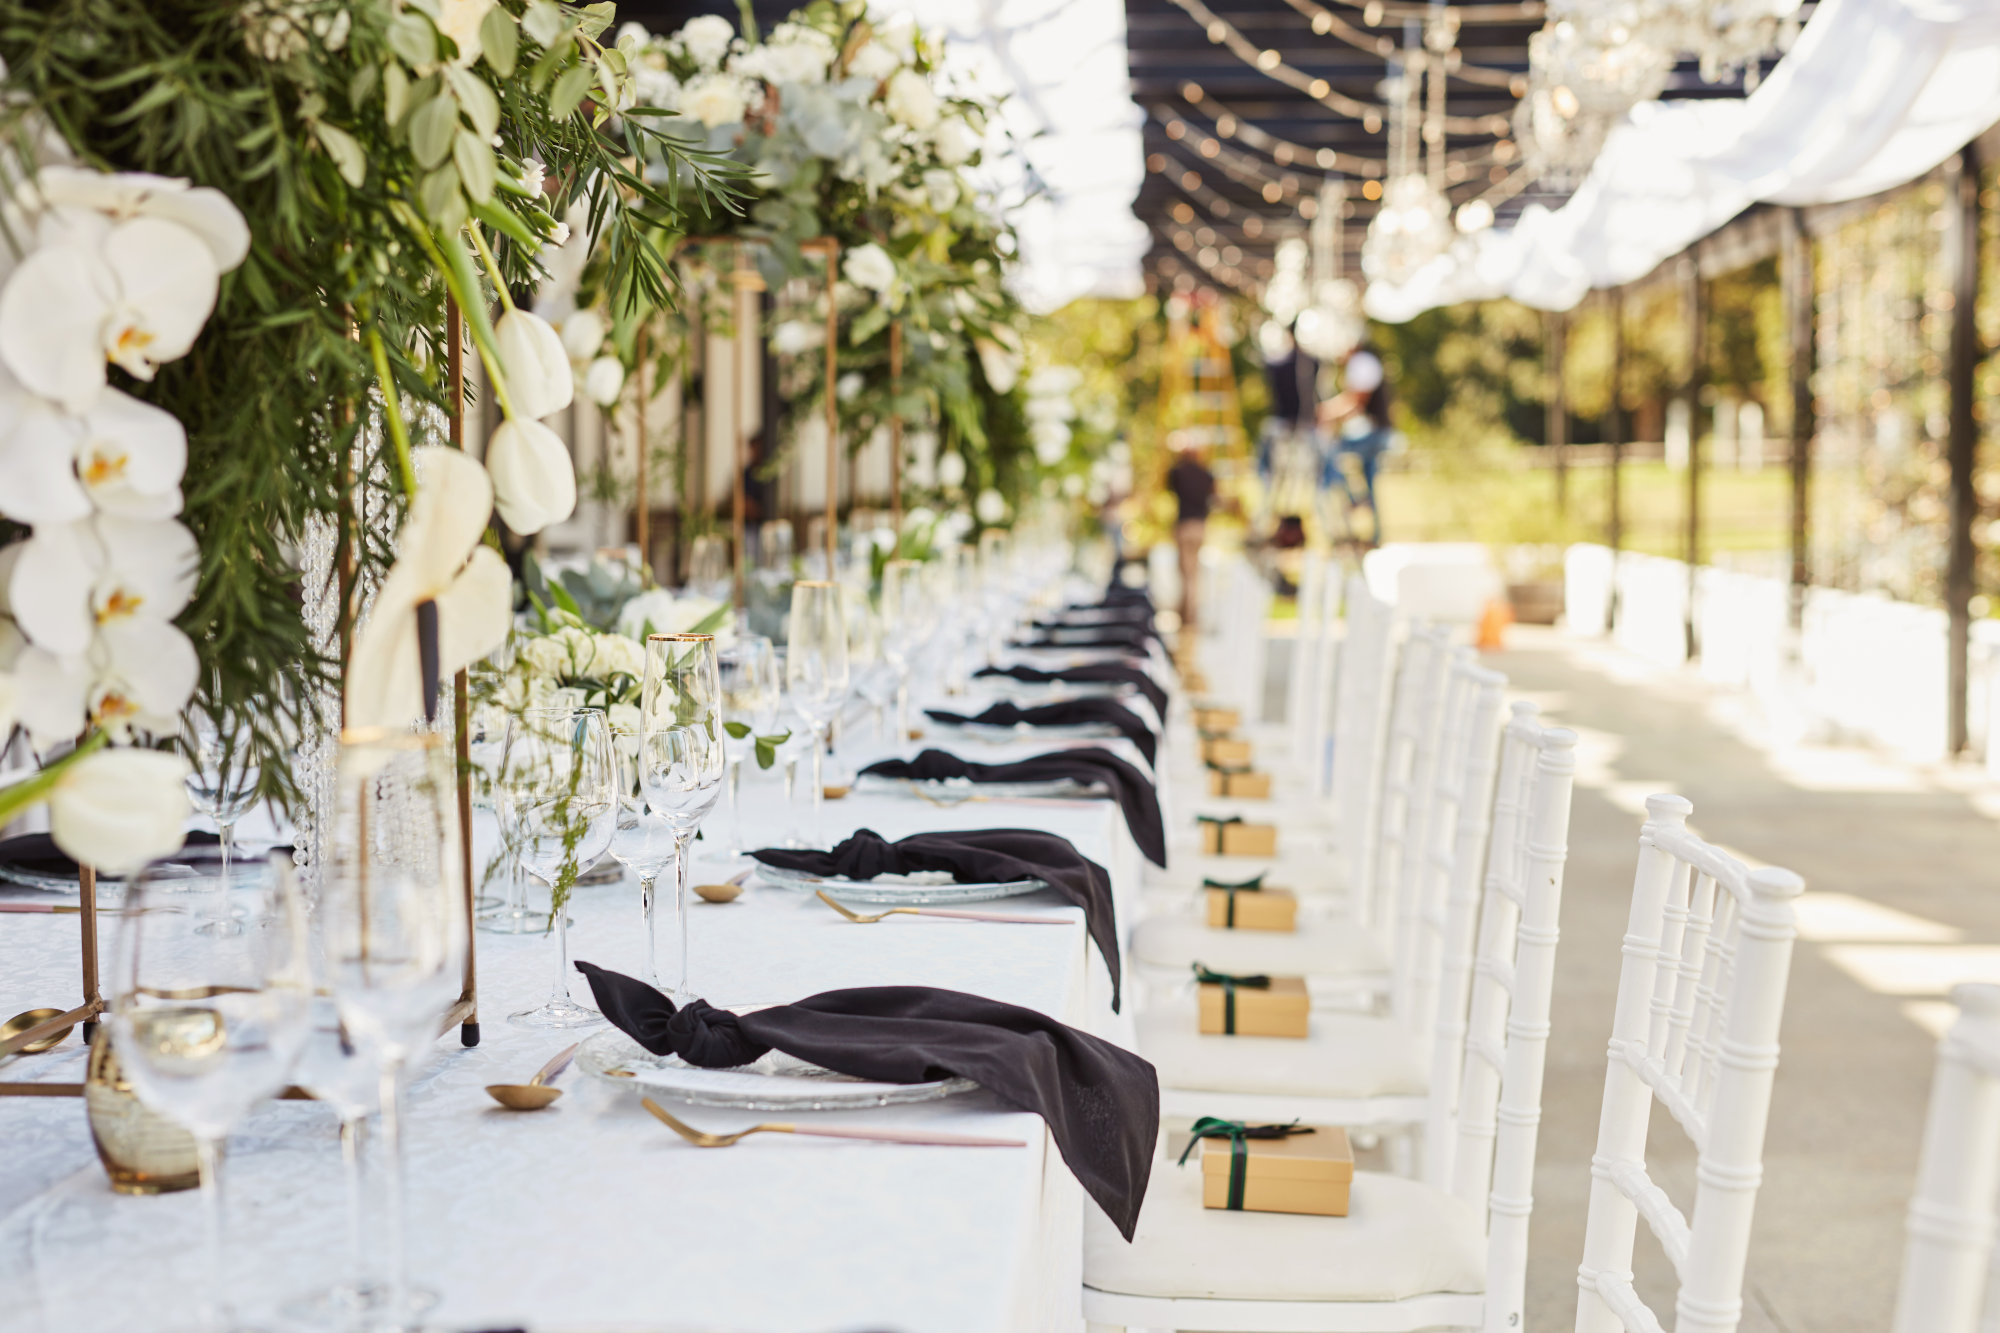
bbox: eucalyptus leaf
[349,61,379,106]
[521,0,567,47]
[408,94,457,169]
[314,121,367,188]
[480,5,519,77]
[576,3,616,40]
[419,160,461,220]
[453,128,497,203]
[383,61,410,124]
[723,721,752,740]
[549,62,592,120]
[387,12,437,68]
[445,66,501,139]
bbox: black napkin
[573,961,1159,1239]
[754,827,1127,1009]
[860,747,1166,868]
[1016,624,1156,652]
[976,662,1168,717]
[924,698,1157,767]
[0,830,278,879]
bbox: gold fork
[642,1097,1023,1148]
[815,890,1066,926]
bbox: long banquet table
[0,687,1159,1333]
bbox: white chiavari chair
[1084,721,1577,1332]
[1890,983,2000,1333]
[1574,796,1806,1333]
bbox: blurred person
[1318,343,1393,536]
[1166,442,1216,631]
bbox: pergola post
[1547,309,1568,519]
[1946,144,1981,756]
[1682,255,1706,660]
[1608,287,1625,558]
[1784,207,1815,633]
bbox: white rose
[847,40,899,82]
[937,451,966,490]
[592,632,645,679]
[518,634,567,678]
[495,309,573,420]
[486,419,576,535]
[437,0,495,66]
[48,746,191,874]
[584,356,624,407]
[634,67,681,111]
[607,701,643,742]
[615,588,681,640]
[681,72,748,129]
[975,488,1007,525]
[932,116,976,167]
[883,69,938,131]
[677,15,735,69]
[771,320,820,355]
[836,372,863,402]
[560,309,606,362]
[841,241,896,295]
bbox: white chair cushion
[1085,1164,1486,1302]
[1136,1007,1428,1098]
[1131,914,1388,979]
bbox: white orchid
[12,617,201,745]
[495,309,573,420]
[4,515,197,657]
[47,746,192,874]
[883,69,938,131]
[0,370,185,525]
[584,356,624,407]
[677,15,736,69]
[29,167,250,271]
[346,447,513,731]
[486,418,577,535]
[842,241,896,295]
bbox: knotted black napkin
[572,961,1159,1239]
[754,827,1126,1009]
[924,698,1157,767]
[859,747,1166,869]
[1016,624,1156,652]
[976,662,1169,717]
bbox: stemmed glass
[640,633,726,1002]
[687,533,730,600]
[107,846,311,1333]
[880,559,928,742]
[844,585,896,753]
[319,728,468,1331]
[785,582,849,846]
[717,635,778,851]
[180,707,262,935]
[607,718,681,993]
[499,707,617,1028]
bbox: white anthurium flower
[31,166,250,271]
[584,356,624,407]
[7,516,198,657]
[975,488,1008,525]
[842,241,896,295]
[0,215,221,411]
[346,447,514,731]
[486,418,577,535]
[438,0,495,65]
[47,746,192,874]
[937,451,967,490]
[883,69,938,131]
[560,308,607,363]
[14,617,201,745]
[678,15,735,69]
[494,309,573,420]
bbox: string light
[1275,0,1528,90]
[1179,83,1386,178]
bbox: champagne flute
[785,582,849,847]
[499,708,617,1028]
[880,559,927,742]
[319,729,468,1330]
[180,707,262,936]
[107,846,311,1333]
[687,533,730,599]
[843,585,894,753]
[607,717,681,992]
[640,633,726,1002]
[716,635,778,851]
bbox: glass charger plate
[0,864,124,893]
[925,721,1121,744]
[752,862,1048,904]
[577,1028,977,1109]
[852,773,1106,803]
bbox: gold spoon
[693,868,752,904]
[0,1008,72,1062]
[815,890,1066,926]
[485,1042,579,1111]
[642,1097,1023,1148]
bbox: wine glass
[180,707,262,935]
[640,633,726,1002]
[607,716,682,992]
[107,846,311,1333]
[499,708,617,1028]
[785,582,849,847]
[880,559,928,742]
[716,635,778,851]
[319,728,468,1330]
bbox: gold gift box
[1199,820,1277,857]
[1200,1125,1353,1216]
[1204,885,1297,932]
[1200,737,1254,768]
[1194,705,1241,733]
[1197,974,1309,1037]
[1206,769,1272,799]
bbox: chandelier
[1516,8,1674,189]
[1361,23,1456,288]
[1298,180,1362,360]
[1651,0,1803,87]
[1362,174,1453,286]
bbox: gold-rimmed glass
[641,633,725,1000]
[785,581,849,846]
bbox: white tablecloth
[0,696,1158,1333]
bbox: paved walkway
[1490,625,1993,1331]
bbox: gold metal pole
[635,321,650,585]
[447,297,479,1048]
[888,318,903,535]
[801,237,841,571]
[733,244,756,609]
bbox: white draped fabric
[1364,0,2000,322]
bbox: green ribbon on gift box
[1202,873,1265,927]
[1205,760,1254,776]
[1195,814,1244,826]
[1176,1116,1317,1210]
[1193,962,1271,1034]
